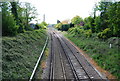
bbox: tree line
[0,1,47,36]
[55,1,120,39]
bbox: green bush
[61,24,70,31]
[84,29,92,38]
[24,24,34,31]
[68,27,84,36]
[94,16,101,32]
[2,13,19,36]
[68,27,92,38]
[97,28,112,39]
[1,2,19,36]
[71,15,83,25]
[17,23,25,33]
[55,23,62,30]
[84,16,95,32]
[37,21,48,29]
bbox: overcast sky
[19,0,101,24]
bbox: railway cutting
[42,28,108,81]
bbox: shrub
[55,23,62,30]
[71,15,83,25]
[2,13,19,36]
[2,2,19,36]
[17,23,25,33]
[84,16,95,32]
[61,24,70,31]
[68,26,92,38]
[68,27,84,36]
[97,28,112,39]
[84,29,92,38]
[2,30,47,79]
[37,22,48,29]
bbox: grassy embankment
[65,33,120,79]
[2,29,47,79]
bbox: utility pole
[43,14,45,22]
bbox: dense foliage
[55,23,70,31]
[71,15,83,25]
[2,30,47,79]
[63,1,120,79]
[95,1,120,37]
[66,34,120,79]
[1,2,19,36]
[1,2,38,36]
[38,21,48,29]
[55,23,62,30]
[67,1,120,40]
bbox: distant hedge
[61,24,70,31]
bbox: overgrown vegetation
[1,2,47,36]
[55,23,70,31]
[65,34,120,79]
[2,29,47,79]
[56,1,120,79]
[1,1,49,80]
[35,48,49,79]
[37,21,48,29]
[56,1,120,39]
[55,19,73,31]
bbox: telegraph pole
[43,14,45,22]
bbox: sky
[19,0,101,24]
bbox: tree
[71,15,83,26]
[107,2,120,36]
[1,2,18,36]
[10,2,25,33]
[10,2,19,24]
[95,1,120,37]
[84,16,95,32]
[37,21,48,29]
[21,2,38,30]
[40,21,48,26]
[97,2,112,31]
[1,1,39,36]
[94,16,101,32]
[55,23,62,30]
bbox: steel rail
[49,33,54,81]
[62,35,106,79]
[61,36,93,81]
[60,33,108,80]
[50,31,66,80]
[55,29,108,80]
[68,39,107,80]
[29,36,48,81]
[55,31,99,81]
[56,33,80,81]
[54,34,67,80]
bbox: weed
[65,33,120,79]
[2,29,47,79]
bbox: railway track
[48,28,108,81]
